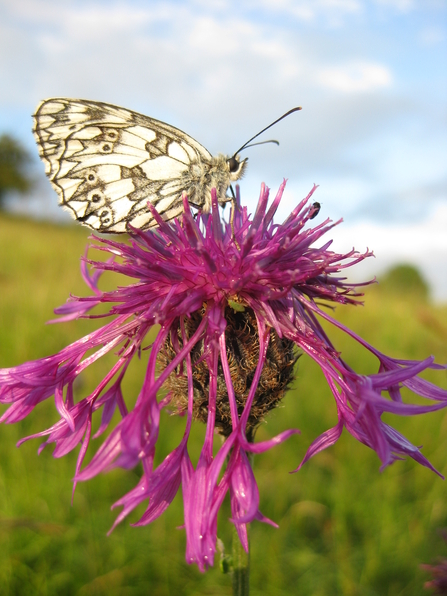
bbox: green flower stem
[232,522,250,596]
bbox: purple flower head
[1,181,447,572]
[423,531,447,595]
[423,559,447,595]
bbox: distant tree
[380,264,430,301]
[0,134,34,208]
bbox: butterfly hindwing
[33,99,226,232]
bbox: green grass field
[1,212,447,595]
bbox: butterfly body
[33,99,247,233]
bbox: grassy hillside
[1,212,447,595]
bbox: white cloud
[418,26,446,46]
[247,0,362,24]
[373,0,415,12]
[330,201,447,301]
[316,61,393,92]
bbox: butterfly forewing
[33,99,241,232]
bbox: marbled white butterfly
[33,99,301,233]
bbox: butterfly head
[227,155,248,181]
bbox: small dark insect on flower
[1,181,447,572]
[309,201,321,218]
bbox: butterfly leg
[228,186,240,250]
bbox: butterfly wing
[33,98,217,232]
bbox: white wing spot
[140,156,188,180]
[119,130,150,151]
[64,140,84,158]
[126,125,157,144]
[72,126,102,140]
[40,101,65,115]
[58,176,83,200]
[102,178,135,199]
[168,141,190,164]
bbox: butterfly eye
[101,144,112,153]
[227,157,240,173]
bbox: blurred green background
[1,212,447,596]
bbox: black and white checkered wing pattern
[33,99,222,232]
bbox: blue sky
[1,0,446,297]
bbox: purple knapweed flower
[422,531,447,594]
[423,559,447,594]
[1,181,447,572]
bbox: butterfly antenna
[232,107,302,157]
[242,139,280,150]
